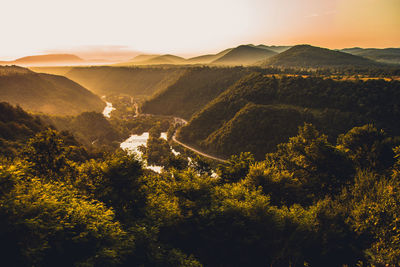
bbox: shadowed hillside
[130,54,160,62]
[186,48,233,64]
[64,66,187,97]
[141,67,250,119]
[256,45,292,53]
[261,44,379,68]
[116,54,187,66]
[212,45,277,65]
[40,111,123,150]
[341,47,400,64]
[178,73,400,159]
[0,102,47,156]
[29,66,73,76]
[0,66,105,115]
[137,54,186,65]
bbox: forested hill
[341,47,400,64]
[178,73,400,159]
[212,45,277,65]
[0,102,47,156]
[63,66,187,97]
[141,67,250,119]
[2,82,400,266]
[261,44,379,68]
[0,66,105,115]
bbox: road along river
[102,101,227,171]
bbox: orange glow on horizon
[0,0,398,60]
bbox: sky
[0,0,399,60]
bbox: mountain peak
[261,44,377,68]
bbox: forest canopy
[1,102,400,266]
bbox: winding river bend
[102,99,115,118]
[102,100,226,172]
[120,132,167,155]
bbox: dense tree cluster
[40,112,124,151]
[1,101,400,266]
[179,74,400,159]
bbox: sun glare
[0,0,399,59]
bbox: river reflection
[120,132,174,173]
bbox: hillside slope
[256,45,292,53]
[341,47,400,64]
[186,48,233,64]
[64,66,187,97]
[261,45,378,68]
[116,54,187,66]
[178,73,400,159]
[0,66,105,115]
[141,67,249,119]
[213,45,277,65]
[0,101,47,156]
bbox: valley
[1,42,400,267]
[2,0,400,264]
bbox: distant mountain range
[186,48,233,64]
[0,53,127,67]
[0,54,85,67]
[117,45,283,66]
[340,47,400,64]
[211,45,277,65]
[115,44,398,68]
[3,44,399,68]
[260,45,378,68]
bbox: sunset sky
[0,0,399,60]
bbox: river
[120,132,168,155]
[101,100,202,174]
[102,100,166,172]
[102,101,115,118]
[120,132,177,173]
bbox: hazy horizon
[1,0,399,60]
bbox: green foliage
[345,170,400,265]
[337,124,397,171]
[0,163,132,266]
[0,102,47,157]
[143,136,174,167]
[165,155,189,171]
[111,114,172,138]
[149,123,162,139]
[22,129,73,178]
[217,152,255,183]
[2,103,400,266]
[180,73,400,159]
[189,156,212,175]
[41,111,124,151]
[202,103,314,158]
[246,124,354,205]
[76,151,144,221]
